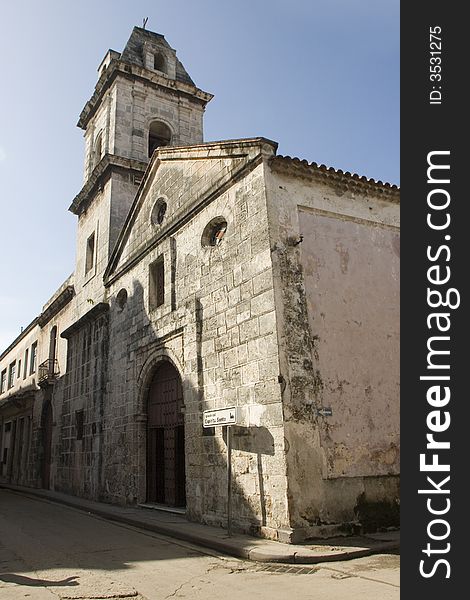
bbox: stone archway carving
[146,360,185,506]
[136,347,186,506]
[137,346,184,416]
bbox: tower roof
[78,26,212,130]
[121,27,195,86]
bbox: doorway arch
[146,361,186,506]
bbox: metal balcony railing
[38,359,60,386]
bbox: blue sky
[0,0,399,350]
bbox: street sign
[317,407,333,417]
[203,407,238,427]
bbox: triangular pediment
[104,138,277,285]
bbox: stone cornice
[269,155,400,202]
[77,59,213,130]
[69,154,147,216]
[61,303,109,339]
[38,286,75,328]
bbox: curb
[0,484,399,564]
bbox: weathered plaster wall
[0,323,40,402]
[38,288,74,382]
[265,161,400,537]
[0,276,75,490]
[0,399,34,486]
[299,209,399,478]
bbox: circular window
[116,288,128,311]
[202,217,228,247]
[151,198,167,225]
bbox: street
[0,489,399,599]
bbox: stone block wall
[109,171,142,259]
[104,141,291,535]
[83,92,113,183]
[82,74,205,180]
[113,77,205,162]
[54,309,109,499]
[73,182,113,321]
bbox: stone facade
[0,27,399,542]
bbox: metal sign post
[227,424,232,537]
[202,407,239,537]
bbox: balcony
[38,359,60,387]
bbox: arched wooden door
[147,361,186,506]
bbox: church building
[0,27,400,542]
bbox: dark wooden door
[147,362,185,506]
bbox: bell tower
[69,28,213,314]
[78,27,213,180]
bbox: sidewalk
[0,483,399,564]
